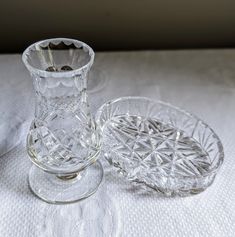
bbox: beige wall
[0,0,235,52]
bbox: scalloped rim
[95,96,224,179]
[22,38,95,78]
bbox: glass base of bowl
[28,161,103,204]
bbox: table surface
[0,50,235,237]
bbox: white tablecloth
[0,50,235,237]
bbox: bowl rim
[95,96,224,179]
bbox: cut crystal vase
[22,38,103,204]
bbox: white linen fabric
[0,50,235,237]
[0,55,33,156]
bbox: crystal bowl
[96,97,224,197]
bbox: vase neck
[32,73,89,119]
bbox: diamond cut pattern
[27,81,99,172]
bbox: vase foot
[28,161,103,204]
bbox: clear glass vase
[22,38,103,204]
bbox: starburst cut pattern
[103,115,215,196]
